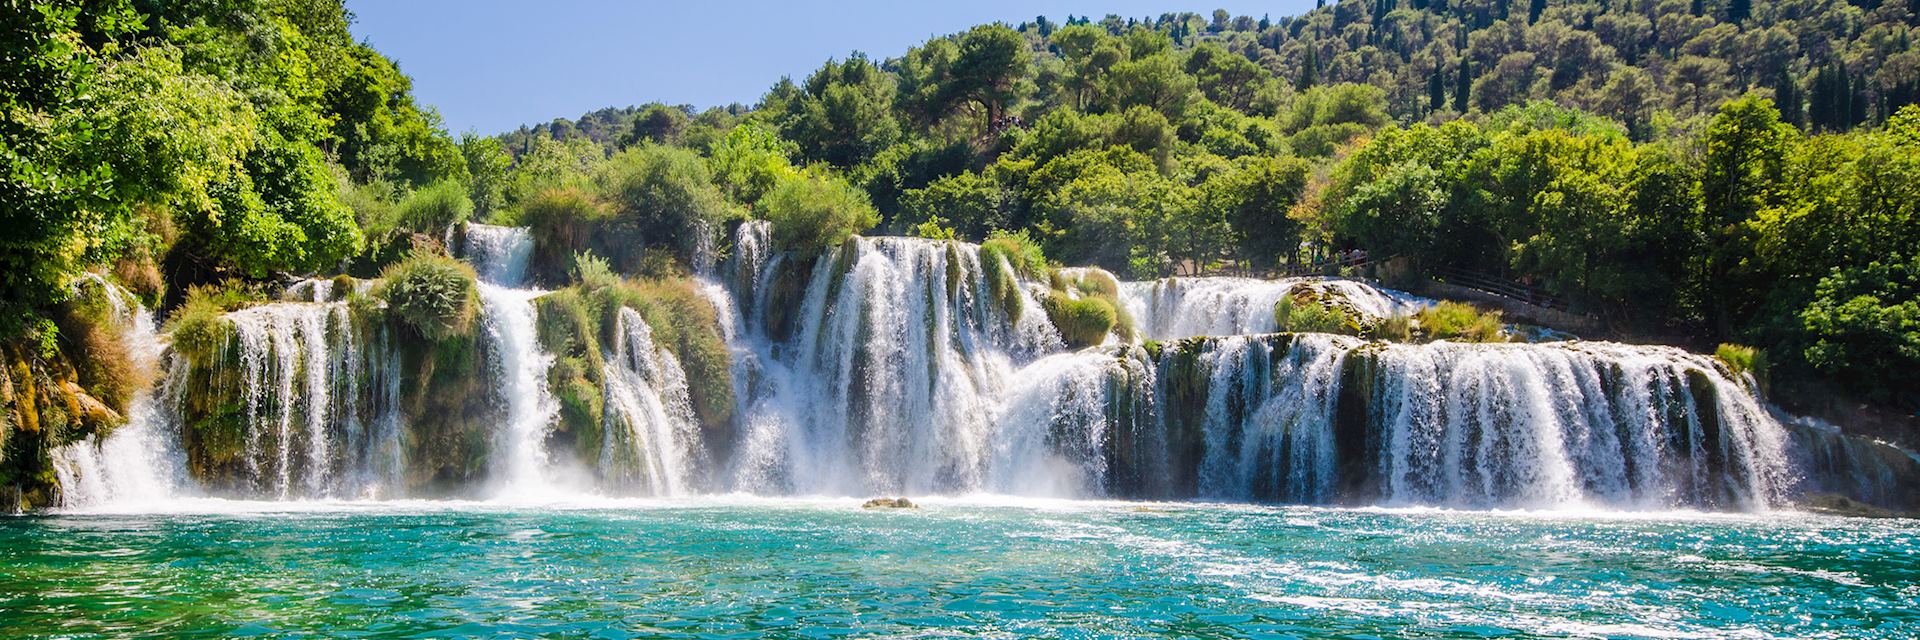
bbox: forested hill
[507,0,1920,148]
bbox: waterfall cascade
[52,277,185,506]
[1121,276,1431,340]
[600,307,702,495]
[49,221,1909,512]
[465,223,564,499]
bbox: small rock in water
[862,497,917,509]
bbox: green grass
[1414,301,1508,343]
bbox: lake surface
[3,497,1915,638]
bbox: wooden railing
[1427,265,1569,311]
[1281,253,1387,277]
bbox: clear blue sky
[345,0,1316,136]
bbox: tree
[622,104,690,147]
[596,145,738,259]
[1799,256,1920,407]
[1453,57,1472,114]
[780,55,901,167]
[1699,95,1796,336]
[898,172,1010,240]
[707,123,797,207]
[1207,156,1314,269]
[460,133,512,218]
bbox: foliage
[1716,343,1770,387]
[1043,292,1117,348]
[376,252,479,342]
[1414,302,1509,343]
[1273,294,1361,336]
[759,170,880,256]
[1798,257,1920,407]
[164,282,262,367]
[595,144,739,257]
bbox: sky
[345,0,1316,136]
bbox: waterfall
[66,216,1881,512]
[464,223,563,498]
[1787,418,1920,511]
[1190,334,1353,503]
[600,307,702,495]
[52,276,187,507]
[1363,341,1791,509]
[210,302,405,498]
[725,230,1064,495]
[1120,276,1430,340]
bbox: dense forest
[3,0,1917,499]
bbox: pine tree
[1529,0,1546,23]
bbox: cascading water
[1361,341,1792,509]
[52,276,187,507]
[200,302,405,499]
[600,307,703,495]
[54,215,1897,512]
[1120,276,1430,340]
[1188,334,1353,503]
[724,227,1069,495]
[464,223,563,498]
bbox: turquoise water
[3,498,1915,638]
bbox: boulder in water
[862,497,917,509]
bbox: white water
[48,222,1855,513]
[1192,334,1354,503]
[1120,276,1431,340]
[465,223,564,500]
[52,276,186,507]
[600,307,702,495]
[725,229,1069,495]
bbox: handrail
[1427,265,1568,311]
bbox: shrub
[1274,294,1361,335]
[980,230,1049,280]
[1715,343,1769,389]
[376,252,479,341]
[166,283,258,366]
[1044,292,1117,348]
[980,230,1049,317]
[1415,301,1508,343]
[1373,312,1413,342]
[759,170,879,256]
[397,179,475,233]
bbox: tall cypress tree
[1298,47,1320,90]
[1729,0,1751,22]
[1774,73,1804,128]
[1430,65,1447,112]
[1454,58,1472,112]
